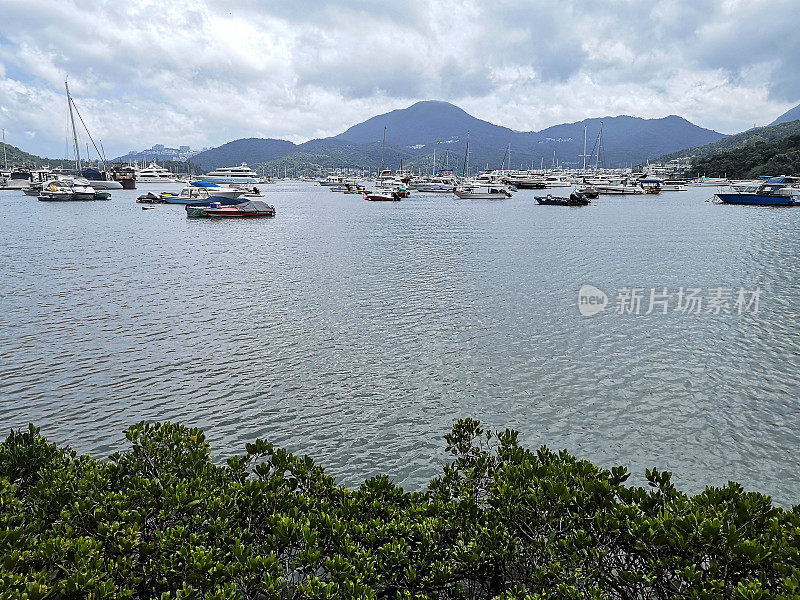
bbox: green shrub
[1,420,798,599]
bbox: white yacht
[203,163,263,184]
[136,162,180,184]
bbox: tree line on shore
[2,419,799,599]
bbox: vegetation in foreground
[689,132,800,179]
[1,420,799,600]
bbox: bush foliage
[689,133,800,179]
[1,420,799,599]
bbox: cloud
[0,0,797,158]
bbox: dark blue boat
[715,176,799,206]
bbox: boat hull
[715,193,797,206]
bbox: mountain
[190,138,297,171]
[182,101,727,174]
[689,132,800,178]
[330,101,724,169]
[657,119,800,163]
[1,142,52,168]
[770,103,800,126]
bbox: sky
[0,0,798,159]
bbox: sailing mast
[1,129,7,170]
[462,131,470,178]
[65,80,81,171]
[380,125,386,174]
[580,125,588,175]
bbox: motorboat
[639,177,663,194]
[689,176,729,187]
[576,185,599,199]
[365,190,401,201]
[203,163,264,184]
[453,186,512,199]
[543,174,572,187]
[37,177,107,201]
[185,199,275,218]
[136,161,180,183]
[81,168,124,190]
[412,176,458,193]
[160,181,246,203]
[715,176,799,206]
[594,179,645,195]
[535,192,591,206]
[0,169,33,190]
[660,179,688,191]
[110,164,136,189]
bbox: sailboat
[65,80,122,190]
[38,81,114,201]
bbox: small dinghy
[535,192,591,206]
[185,200,276,218]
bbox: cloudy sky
[0,0,798,158]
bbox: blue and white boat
[159,180,246,203]
[715,176,800,206]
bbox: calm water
[1,182,799,504]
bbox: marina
[1,179,799,505]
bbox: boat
[110,164,136,189]
[714,176,799,206]
[319,174,345,187]
[660,179,688,191]
[136,191,165,204]
[535,192,590,206]
[203,163,264,184]
[136,161,180,183]
[160,181,246,203]
[542,174,572,187]
[0,169,33,190]
[689,176,729,187]
[502,173,546,189]
[639,177,663,194]
[80,168,123,190]
[412,176,458,193]
[185,200,275,218]
[365,190,401,201]
[453,186,512,199]
[576,185,599,199]
[594,179,645,195]
[37,177,106,201]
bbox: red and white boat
[364,190,401,201]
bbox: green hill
[658,120,800,162]
[689,132,800,178]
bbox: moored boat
[453,186,512,199]
[365,190,401,201]
[714,176,799,206]
[160,181,246,203]
[535,192,590,206]
[185,200,275,218]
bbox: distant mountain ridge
[770,103,800,126]
[657,119,800,163]
[147,101,728,172]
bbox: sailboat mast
[65,80,81,171]
[462,131,470,178]
[380,125,386,173]
[582,125,587,175]
[2,129,7,170]
[432,147,435,176]
[595,121,603,173]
